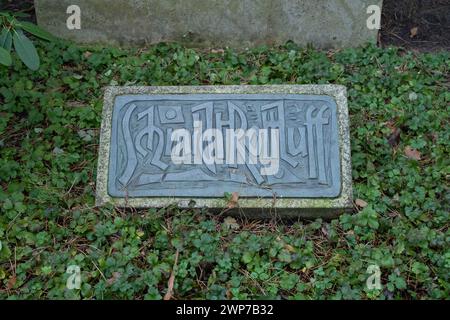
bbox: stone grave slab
[96,85,352,218]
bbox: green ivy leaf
[0,47,12,66]
[0,241,11,259]
[13,30,40,70]
[18,22,55,41]
[280,273,299,290]
[242,252,253,264]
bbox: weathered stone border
[96,85,352,218]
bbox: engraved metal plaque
[108,94,340,198]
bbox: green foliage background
[0,40,448,299]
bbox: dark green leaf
[0,29,12,51]
[11,12,30,18]
[0,46,12,66]
[18,22,55,41]
[13,30,40,70]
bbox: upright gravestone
[96,85,352,218]
[35,0,382,48]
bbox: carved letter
[287,126,308,157]
[118,104,138,186]
[135,106,168,170]
[306,105,329,184]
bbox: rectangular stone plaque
[96,85,352,217]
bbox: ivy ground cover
[0,41,448,299]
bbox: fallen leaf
[83,51,92,59]
[404,146,421,161]
[355,199,368,208]
[223,217,240,230]
[211,48,225,54]
[227,192,240,209]
[410,27,418,38]
[326,50,336,58]
[106,272,121,286]
[163,249,179,300]
[7,276,16,290]
[284,244,296,253]
[275,236,296,252]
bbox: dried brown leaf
[7,276,16,290]
[83,51,92,59]
[163,249,179,300]
[404,146,421,161]
[355,199,368,208]
[223,217,240,230]
[284,244,296,253]
[106,272,121,286]
[211,48,225,54]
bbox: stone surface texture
[96,85,353,218]
[35,0,382,48]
